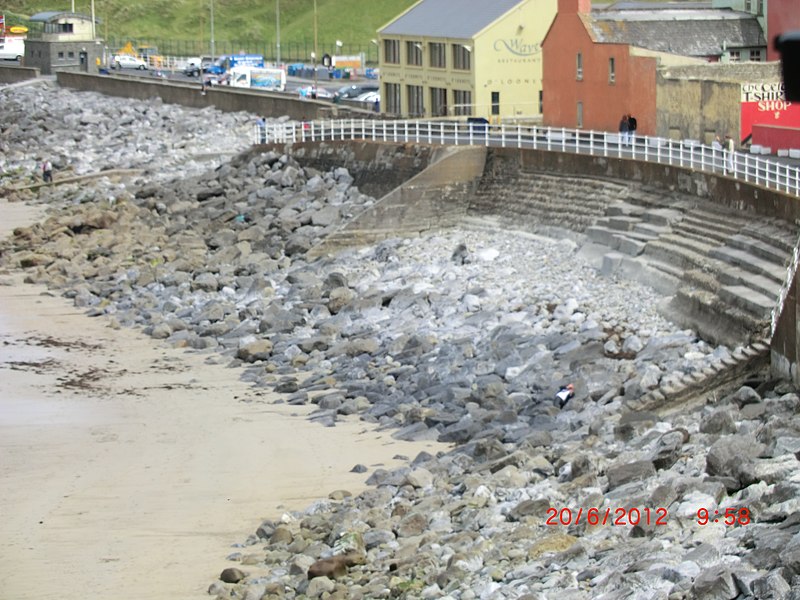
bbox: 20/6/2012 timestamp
[697,507,750,526]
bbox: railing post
[415,120,420,144]
[517,124,522,148]
[501,124,506,148]
[440,122,444,145]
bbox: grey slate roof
[30,11,86,22]
[379,0,526,39]
[586,7,765,56]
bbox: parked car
[112,54,147,70]
[335,83,379,99]
[183,57,203,77]
[298,85,335,99]
[355,91,380,103]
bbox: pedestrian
[724,135,735,174]
[555,384,575,409]
[41,159,53,183]
[627,113,637,145]
[200,76,208,96]
[373,97,380,113]
[618,115,630,146]
[255,116,266,144]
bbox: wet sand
[0,198,445,599]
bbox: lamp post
[210,0,216,57]
[275,0,280,65]
[313,0,318,94]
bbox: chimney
[558,0,591,14]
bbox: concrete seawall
[0,65,39,84]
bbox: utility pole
[210,0,216,57]
[313,0,318,95]
[276,0,280,65]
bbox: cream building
[377,0,557,120]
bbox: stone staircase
[579,187,796,347]
[467,171,631,237]
[465,168,797,348]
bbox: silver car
[113,55,147,70]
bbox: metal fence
[105,38,379,65]
[257,119,800,198]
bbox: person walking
[627,114,637,145]
[41,159,53,183]
[724,135,735,174]
[618,115,630,146]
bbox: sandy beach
[0,198,445,599]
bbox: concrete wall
[55,71,379,122]
[656,63,782,144]
[0,65,39,84]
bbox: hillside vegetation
[3,0,417,60]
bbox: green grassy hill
[3,0,417,62]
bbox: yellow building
[377,0,558,120]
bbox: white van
[0,37,25,61]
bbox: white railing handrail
[255,118,800,199]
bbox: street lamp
[210,0,216,57]
[313,0,318,94]
[275,0,280,65]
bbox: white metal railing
[254,119,800,198]
[772,232,800,336]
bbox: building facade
[542,0,765,135]
[377,0,557,120]
[25,12,101,75]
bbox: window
[609,57,615,83]
[577,102,583,128]
[452,44,471,71]
[429,42,446,68]
[407,85,424,116]
[406,41,422,66]
[491,91,500,116]
[453,90,472,116]
[757,0,763,14]
[58,51,64,58]
[576,52,583,80]
[744,0,751,10]
[430,87,448,116]
[68,51,75,58]
[729,50,741,62]
[750,49,763,62]
[383,39,400,64]
[539,90,543,114]
[384,82,401,115]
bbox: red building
[767,0,800,61]
[542,0,764,135]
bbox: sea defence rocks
[3,82,800,599]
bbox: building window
[744,0,751,10]
[452,44,471,71]
[576,52,583,80]
[58,51,64,58]
[750,49,763,62]
[609,57,615,83]
[729,50,741,62]
[491,91,500,116]
[407,84,424,116]
[68,51,75,58]
[539,90,543,114]
[384,82,401,114]
[406,41,422,66]
[453,90,472,116]
[45,22,74,34]
[756,0,763,14]
[577,102,583,128]
[430,87,448,116]
[429,42,446,68]
[383,39,400,64]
